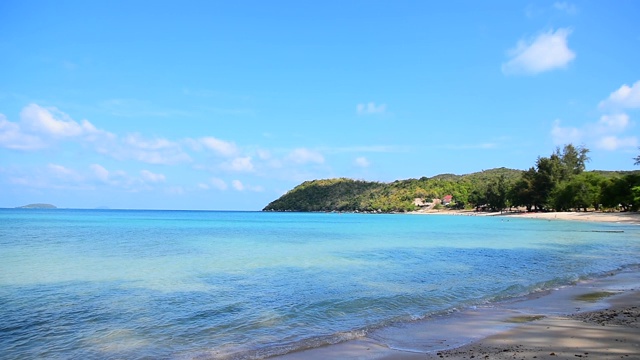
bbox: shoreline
[417,289,640,360]
[272,268,640,360]
[411,210,640,225]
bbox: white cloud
[48,163,83,182]
[354,157,370,168]
[231,179,263,192]
[20,103,110,140]
[598,113,630,132]
[287,148,325,164]
[0,104,113,151]
[113,134,191,165]
[597,136,638,151]
[188,136,238,157]
[90,164,111,183]
[551,119,583,145]
[0,104,190,164]
[256,149,271,160]
[599,80,640,109]
[221,156,254,172]
[0,115,48,150]
[210,177,228,190]
[553,2,577,15]
[124,134,175,151]
[356,102,387,115]
[502,28,575,75]
[89,164,158,191]
[232,179,244,191]
[551,113,636,151]
[140,169,166,183]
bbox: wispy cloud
[210,177,228,190]
[356,102,387,115]
[48,163,83,182]
[596,136,638,151]
[232,179,263,192]
[552,115,637,151]
[187,136,238,157]
[0,104,188,166]
[287,148,325,164]
[20,103,95,137]
[0,114,47,150]
[90,164,111,183]
[111,134,192,165]
[502,28,576,76]
[599,80,640,110]
[553,2,578,15]
[140,169,166,183]
[1,104,352,195]
[354,157,370,168]
[221,156,254,172]
[0,104,114,151]
[552,82,638,150]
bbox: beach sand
[273,212,640,360]
[418,292,640,360]
[414,210,640,225]
[274,275,640,360]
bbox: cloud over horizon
[551,81,638,151]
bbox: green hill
[263,168,523,212]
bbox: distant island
[17,203,57,209]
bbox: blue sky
[1,1,639,210]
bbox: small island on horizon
[16,203,57,209]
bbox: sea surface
[1,209,639,359]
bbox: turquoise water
[1,209,639,359]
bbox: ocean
[1,209,638,359]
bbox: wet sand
[273,271,640,360]
[418,291,640,360]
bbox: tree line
[263,144,640,213]
[473,144,639,212]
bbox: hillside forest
[263,144,640,213]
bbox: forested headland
[263,144,640,213]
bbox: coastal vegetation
[263,144,640,213]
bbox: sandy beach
[275,273,640,360]
[413,210,640,225]
[418,291,640,360]
[274,212,640,360]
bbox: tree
[510,167,536,211]
[600,174,640,211]
[486,175,509,212]
[634,147,640,165]
[555,144,590,181]
[531,156,560,210]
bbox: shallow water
[1,209,638,359]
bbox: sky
[1,1,639,210]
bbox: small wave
[199,329,369,360]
